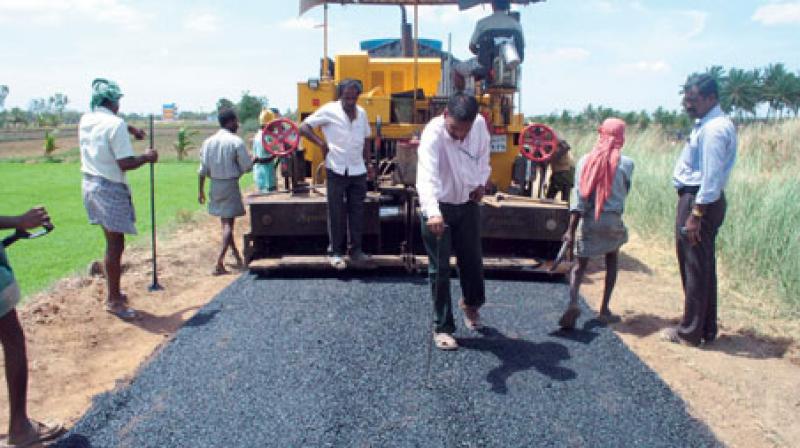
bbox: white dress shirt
[198,129,253,180]
[416,114,492,218]
[302,100,371,176]
[79,106,135,184]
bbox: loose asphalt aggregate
[55,271,719,448]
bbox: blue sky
[1,0,798,116]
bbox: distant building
[162,103,177,121]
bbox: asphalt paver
[55,273,719,447]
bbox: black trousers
[326,169,367,256]
[421,202,486,334]
[675,191,726,345]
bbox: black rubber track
[55,272,719,448]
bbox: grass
[1,161,253,300]
[560,119,800,314]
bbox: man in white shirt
[198,108,254,275]
[299,79,374,270]
[80,78,158,321]
[417,93,491,351]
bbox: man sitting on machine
[455,0,525,85]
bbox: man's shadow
[458,326,576,394]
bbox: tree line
[529,63,800,134]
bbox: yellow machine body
[297,51,525,190]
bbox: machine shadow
[250,266,565,285]
[458,326,577,394]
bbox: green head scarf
[90,78,123,111]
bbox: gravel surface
[55,272,719,447]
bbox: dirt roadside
[0,217,798,447]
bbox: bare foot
[7,419,64,446]
[596,310,621,324]
[212,265,230,276]
[558,306,581,330]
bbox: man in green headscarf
[80,78,158,321]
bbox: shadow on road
[184,308,221,328]
[53,433,93,447]
[549,318,605,345]
[458,326,576,394]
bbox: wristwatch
[691,207,704,218]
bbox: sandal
[4,419,64,447]
[104,300,138,321]
[433,332,458,351]
[558,306,581,330]
[459,299,482,330]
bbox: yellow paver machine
[245,0,571,274]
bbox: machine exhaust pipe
[400,6,413,57]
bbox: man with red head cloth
[558,118,634,329]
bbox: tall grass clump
[561,120,800,312]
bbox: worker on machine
[456,0,526,83]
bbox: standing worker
[0,208,64,446]
[299,79,375,270]
[545,139,576,202]
[662,73,737,347]
[80,78,158,321]
[252,109,278,193]
[558,118,634,329]
[198,108,253,275]
[417,93,491,351]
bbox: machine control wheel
[261,118,300,157]
[518,123,558,163]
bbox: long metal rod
[148,115,163,291]
[412,0,418,124]
[323,2,330,79]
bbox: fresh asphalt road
[55,272,718,448]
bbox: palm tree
[761,63,790,119]
[722,68,760,120]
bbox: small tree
[173,126,198,161]
[43,130,57,159]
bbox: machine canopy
[299,0,542,15]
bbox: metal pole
[322,2,330,80]
[148,114,163,291]
[412,0,418,124]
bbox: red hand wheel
[518,123,559,163]
[261,118,300,157]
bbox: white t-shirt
[302,100,371,176]
[79,106,135,184]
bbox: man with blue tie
[662,73,737,347]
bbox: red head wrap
[579,118,626,220]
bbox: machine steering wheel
[261,118,300,157]
[518,123,559,163]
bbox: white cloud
[537,47,590,62]
[279,16,319,30]
[752,2,800,25]
[0,0,149,30]
[681,10,708,39]
[621,60,670,73]
[184,13,219,33]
